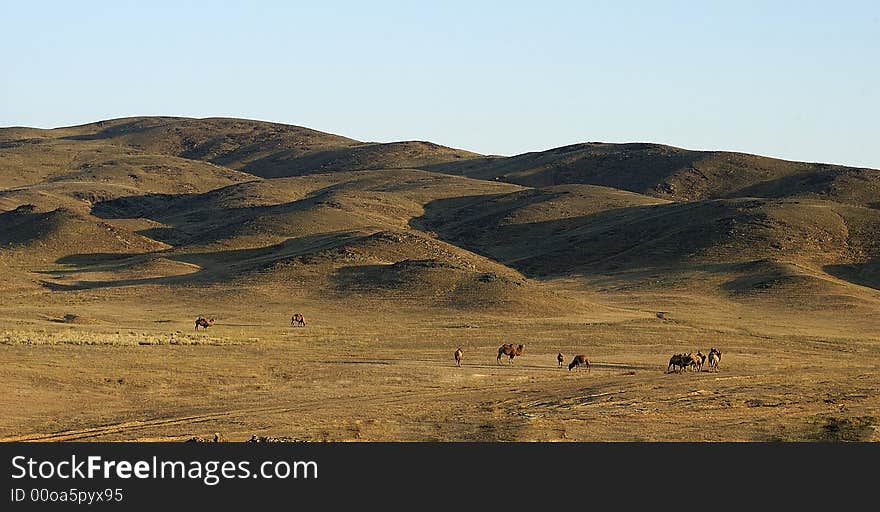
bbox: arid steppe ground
[2,287,879,442]
[2,117,879,441]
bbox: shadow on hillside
[824,262,880,291]
[410,194,746,278]
[724,170,840,200]
[90,185,355,246]
[91,191,200,220]
[237,145,383,178]
[39,231,365,291]
[60,119,161,142]
[330,259,489,298]
[68,183,880,295]
[423,142,706,191]
[232,141,486,179]
[33,252,177,275]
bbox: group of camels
[193,313,306,331]
[454,345,723,373]
[454,344,591,371]
[667,348,722,373]
[194,315,722,374]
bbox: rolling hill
[2,116,880,317]
[428,142,880,206]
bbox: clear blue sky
[2,1,878,168]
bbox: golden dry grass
[1,287,878,442]
[2,117,879,442]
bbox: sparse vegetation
[2,117,880,442]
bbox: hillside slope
[429,142,880,206]
[3,116,880,318]
[1,117,482,181]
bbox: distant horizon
[3,2,878,169]
[4,113,876,169]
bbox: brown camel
[195,316,215,331]
[497,344,524,365]
[568,354,591,372]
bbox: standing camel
[195,316,215,331]
[497,344,524,365]
[708,348,722,372]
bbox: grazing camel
[667,353,684,373]
[454,347,463,367]
[290,313,305,327]
[692,351,706,372]
[708,348,722,372]
[497,344,524,365]
[682,353,696,372]
[186,432,224,442]
[568,354,591,372]
[667,353,695,373]
[194,316,215,331]
[557,352,565,368]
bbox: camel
[693,351,706,372]
[194,316,215,331]
[497,344,524,365]
[454,347,463,367]
[680,352,696,372]
[667,353,695,373]
[667,353,684,373]
[557,352,565,368]
[708,348,722,372]
[290,313,305,327]
[568,355,591,372]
